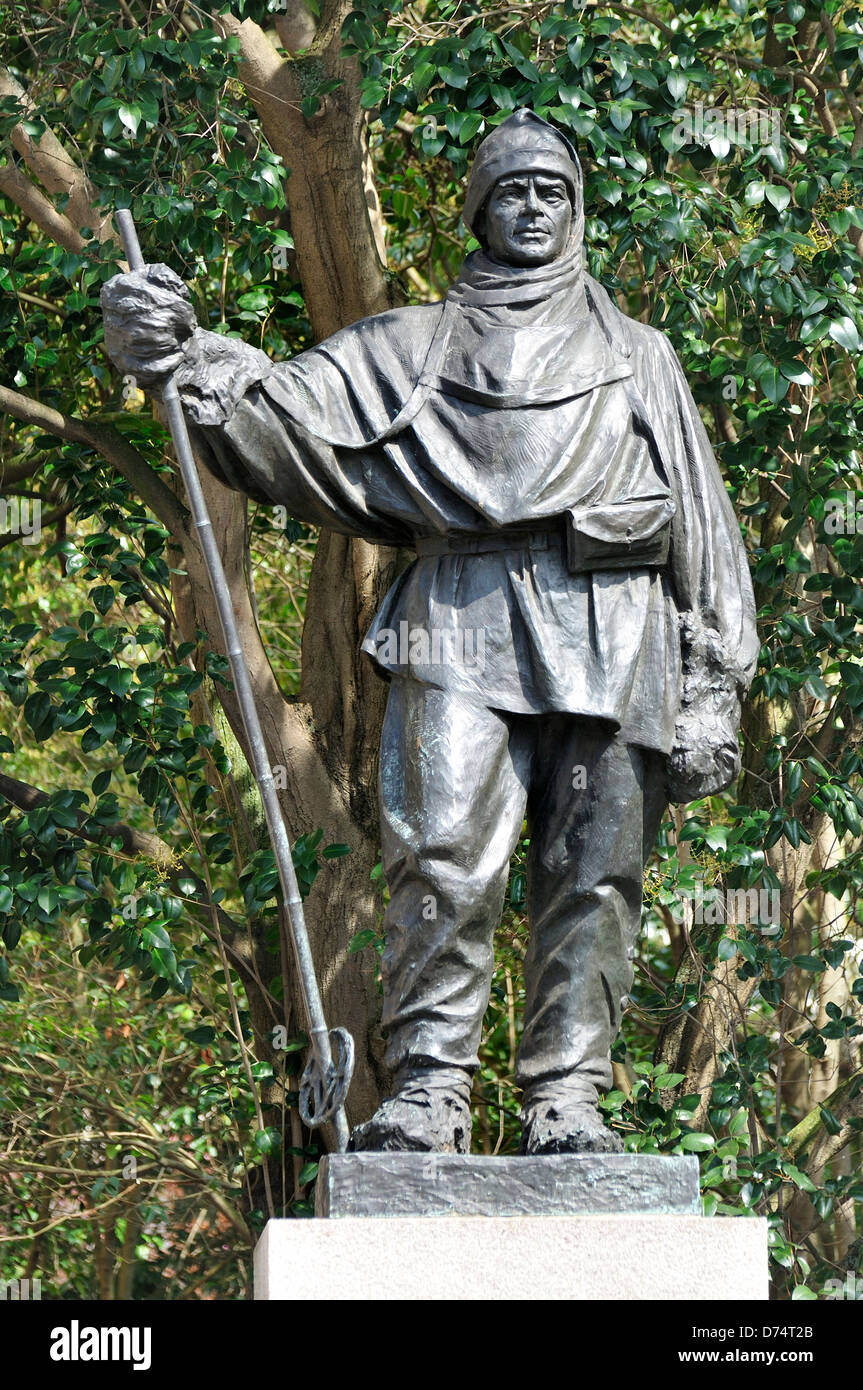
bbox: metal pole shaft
[115,210,349,1153]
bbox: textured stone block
[315,1152,702,1218]
[254,1214,769,1301]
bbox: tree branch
[0,384,187,537]
[0,162,86,253]
[785,1069,863,1173]
[0,66,114,244]
[0,454,53,488]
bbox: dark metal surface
[101,113,758,1159]
[315,1152,702,1218]
[299,1026,354,1130]
[375,683,667,1092]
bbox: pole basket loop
[299,1027,354,1129]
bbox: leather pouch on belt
[565,494,676,573]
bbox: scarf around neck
[435,233,629,405]
[447,236,586,313]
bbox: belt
[414,528,556,558]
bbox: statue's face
[482,173,572,266]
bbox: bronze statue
[102,110,757,1156]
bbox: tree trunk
[194,6,408,1126]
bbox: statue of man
[102,110,757,1156]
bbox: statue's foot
[519,1080,623,1156]
[351,1063,472,1154]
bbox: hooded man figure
[102,110,757,1155]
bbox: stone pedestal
[254,1212,769,1301]
[254,1154,769,1301]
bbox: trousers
[378,677,667,1094]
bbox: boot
[351,1061,473,1154]
[519,1076,623,1155]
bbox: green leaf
[360,80,386,109]
[680,1132,715,1152]
[792,955,826,973]
[608,103,632,133]
[24,691,55,740]
[778,359,813,385]
[489,83,517,111]
[150,946,177,979]
[142,923,171,951]
[704,825,729,851]
[457,112,483,145]
[666,72,687,103]
[794,176,820,210]
[594,176,622,206]
[819,1105,842,1136]
[780,1163,817,1194]
[828,317,862,352]
[439,63,469,90]
[765,185,791,213]
[90,586,115,615]
[501,39,539,82]
[654,1071,685,1087]
[4,921,22,950]
[118,104,141,137]
[91,769,111,796]
[186,1025,216,1046]
[254,1126,282,1155]
[349,928,379,954]
[37,886,59,914]
[758,364,790,403]
[100,666,132,697]
[805,674,829,701]
[91,709,116,741]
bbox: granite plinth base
[254,1213,769,1301]
[315,1152,702,1218]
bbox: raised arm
[100,266,412,543]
